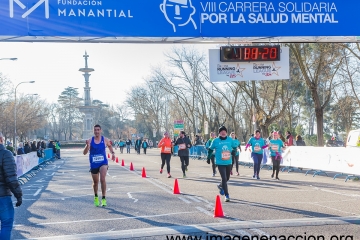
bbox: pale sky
[0,42,216,106]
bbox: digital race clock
[220,46,281,62]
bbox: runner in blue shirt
[83,124,116,207]
[269,131,285,180]
[207,126,238,202]
[245,129,268,180]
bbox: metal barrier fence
[173,145,208,160]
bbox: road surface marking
[33,189,42,196]
[195,206,213,217]
[186,196,202,203]
[236,230,252,236]
[178,197,191,204]
[250,228,270,237]
[33,212,196,225]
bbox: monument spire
[78,51,98,139]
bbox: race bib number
[92,155,104,163]
[221,151,231,160]
[179,143,186,150]
[164,147,171,153]
[254,146,261,152]
[271,145,279,152]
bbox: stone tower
[78,51,99,139]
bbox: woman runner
[269,131,285,180]
[245,130,267,180]
[207,126,238,202]
[230,132,241,176]
[158,132,173,178]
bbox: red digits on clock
[244,48,250,60]
[270,48,277,59]
[262,48,269,60]
[251,48,259,60]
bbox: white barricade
[15,152,39,177]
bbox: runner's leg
[91,172,99,195]
[180,156,186,174]
[235,155,239,173]
[271,156,276,177]
[99,165,108,197]
[160,153,166,171]
[166,154,171,174]
[211,155,216,175]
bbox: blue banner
[0,0,359,37]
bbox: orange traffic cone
[173,179,180,194]
[141,167,147,178]
[121,159,125,166]
[213,195,224,218]
[107,153,110,159]
[116,157,119,163]
[130,162,134,171]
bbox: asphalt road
[12,148,360,240]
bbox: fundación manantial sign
[0,0,360,37]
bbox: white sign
[208,47,290,82]
[204,121,208,135]
[153,130,156,138]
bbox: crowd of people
[5,139,61,159]
[113,138,154,155]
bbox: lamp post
[14,81,35,148]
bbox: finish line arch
[0,0,359,43]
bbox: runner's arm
[83,139,91,155]
[105,138,115,155]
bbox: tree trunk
[315,107,324,146]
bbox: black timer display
[220,46,281,62]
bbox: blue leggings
[251,152,263,176]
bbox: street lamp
[14,81,35,148]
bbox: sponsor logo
[10,0,49,18]
[160,0,197,32]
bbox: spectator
[194,135,203,146]
[36,141,41,150]
[31,141,37,152]
[41,140,46,149]
[135,137,142,155]
[125,138,132,154]
[295,135,306,146]
[286,131,295,146]
[17,143,25,155]
[55,141,61,159]
[0,132,23,239]
[142,139,149,154]
[6,143,16,156]
[24,142,31,154]
[278,131,286,142]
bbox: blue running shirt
[89,136,108,169]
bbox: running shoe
[257,175,260,180]
[167,173,171,178]
[160,169,163,174]
[225,195,230,202]
[212,173,215,177]
[94,196,100,207]
[230,171,233,175]
[185,166,188,171]
[217,184,225,196]
[271,174,274,178]
[252,175,256,179]
[183,173,186,178]
[276,177,280,180]
[236,172,239,176]
[101,198,107,207]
